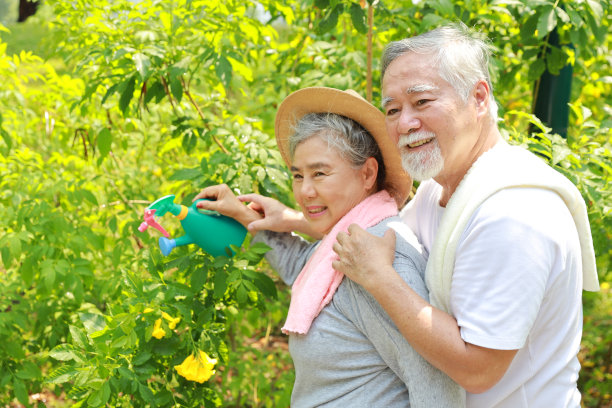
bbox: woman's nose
[300,178,316,198]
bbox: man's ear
[362,157,379,191]
[473,79,490,119]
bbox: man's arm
[332,226,517,393]
[238,193,323,239]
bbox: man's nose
[397,109,420,135]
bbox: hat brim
[274,87,412,207]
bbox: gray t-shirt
[254,216,465,408]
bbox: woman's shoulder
[366,216,425,259]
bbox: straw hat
[274,87,412,207]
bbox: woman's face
[291,135,376,235]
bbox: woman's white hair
[381,23,498,121]
[289,112,386,190]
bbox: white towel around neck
[425,141,599,314]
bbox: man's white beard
[398,132,444,181]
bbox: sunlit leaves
[97,128,112,158]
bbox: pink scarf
[282,190,399,335]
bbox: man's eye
[386,108,399,116]
[416,99,430,106]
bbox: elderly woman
[194,87,464,407]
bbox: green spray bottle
[138,194,247,257]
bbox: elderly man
[233,25,599,407]
[329,25,599,407]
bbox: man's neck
[436,128,502,207]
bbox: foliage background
[0,0,610,406]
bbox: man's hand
[332,224,396,289]
[238,193,322,238]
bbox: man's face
[381,52,480,182]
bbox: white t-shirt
[401,179,583,407]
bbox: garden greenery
[0,0,610,406]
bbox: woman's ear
[362,157,379,191]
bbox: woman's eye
[292,173,303,180]
[314,171,326,177]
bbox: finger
[382,228,397,246]
[237,193,263,204]
[332,241,342,255]
[335,231,348,245]
[246,202,264,214]
[346,223,365,235]
[196,199,220,211]
[193,185,223,202]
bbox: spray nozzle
[138,208,170,238]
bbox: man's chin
[402,162,443,182]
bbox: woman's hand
[238,193,322,238]
[193,184,262,229]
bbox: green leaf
[12,377,29,407]
[213,269,227,299]
[45,366,78,385]
[169,75,183,103]
[133,53,151,80]
[430,0,455,16]
[317,4,342,34]
[79,312,106,335]
[133,351,152,366]
[70,325,89,349]
[49,344,79,361]
[168,167,201,181]
[101,82,119,105]
[528,59,546,81]
[19,257,34,286]
[0,112,11,153]
[585,0,603,19]
[251,271,277,298]
[119,75,136,115]
[144,80,165,105]
[139,383,155,404]
[5,341,25,359]
[215,56,233,89]
[97,128,112,158]
[191,267,208,292]
[421,13,446,30]
[15,361,42,380]
[349,3,367,34]
[536,6,556,39]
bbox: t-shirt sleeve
[337,247,466,407]
[251,230,318,286]
[451,188,565,350]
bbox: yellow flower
[152,318,166,339]
[175,350,217,383]
[143,307,155,314]
[162,311,181,329]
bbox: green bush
[0,0,609,406]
